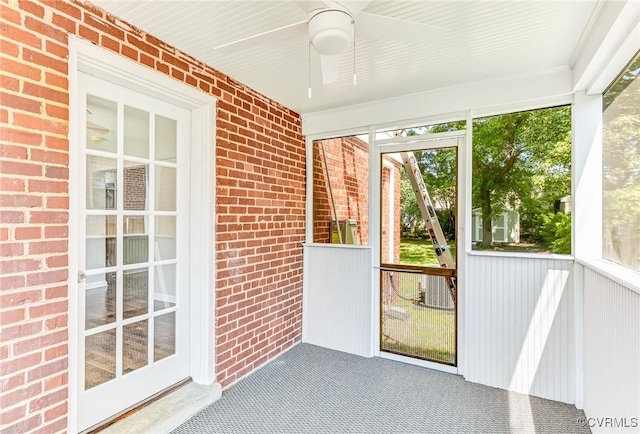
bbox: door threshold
[379,351,458,375]
[88,380,222,433]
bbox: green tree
[413,148,457,239]
[472,106,572,248]
[400,124,461,240]
[541,212,571,254]
[400,176,421,236]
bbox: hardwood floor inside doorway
[84,273,176,390]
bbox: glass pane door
[77,72,190,431]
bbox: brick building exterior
[0,0,305,432]
[312,137,370,244]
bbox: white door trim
[372,129,465,375]
[68,36,216,433]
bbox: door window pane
[85,329,116,389]
[124,105,150,158]
[155,216,176,260]
[155,115,177,163]
[155,166,176,211]
[123,320,148,374]
[123,268,148,319]
[154,312,176,362]
[87,156,117,210]
[381,147,457,268]
[86,215,116,270]
[85,271,116,329]
[124,216,148,265]
[86,95,116,153]
[154,264,176,311]
[124,161,148,211]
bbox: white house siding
[583,267,640,433]
[302,244,373,357]
[464,254,576,404]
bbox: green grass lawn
[399,238,457,266]
[382,305,455,363]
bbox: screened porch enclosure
[3,1,638,433]
[301,17,639,431]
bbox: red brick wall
[379,157,402,304]
[0,1,304,432]
[313,136,369,244]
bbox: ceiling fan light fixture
[308,9,354,56]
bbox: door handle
[78,270,86,282]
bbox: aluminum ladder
[400,151,457,300]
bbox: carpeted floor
[172,344,590,434]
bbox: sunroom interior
[62,0,640,432]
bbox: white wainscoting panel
[583,266,640,433]
[302,244,373,357]
[464,254,575,404]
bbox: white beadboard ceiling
[91,0,599,115]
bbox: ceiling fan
[213,1,447,86]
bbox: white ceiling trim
[302,67,573,137]
[572,0,640,93]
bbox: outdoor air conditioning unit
[329,219,357,244]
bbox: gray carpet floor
[172,343,590,434]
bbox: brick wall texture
[0,0,304,432]
[380,159,402,304]
[313,137,370,244]
[312,137,400,263]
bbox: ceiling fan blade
[335,1,371,17]
[319,54,341,85]
[294,1,327,13]
[214,20,307,54]
[87,121,110,134]
[296,0,371,16]
[356,12,448,45]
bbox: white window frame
[572,1,640,294]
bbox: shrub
[541,212,571,254]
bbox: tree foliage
[398,108,572,252]
[400,124,460,240]
[541,212,571,254]
[472,106,572,248]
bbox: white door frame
[372,129,466,376]
[68,36,216,433]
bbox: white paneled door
[76,73,191,431]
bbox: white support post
[458,110,472,377]
[572,91,602,260]
[572,91,602,409]
[369,125,381,356]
